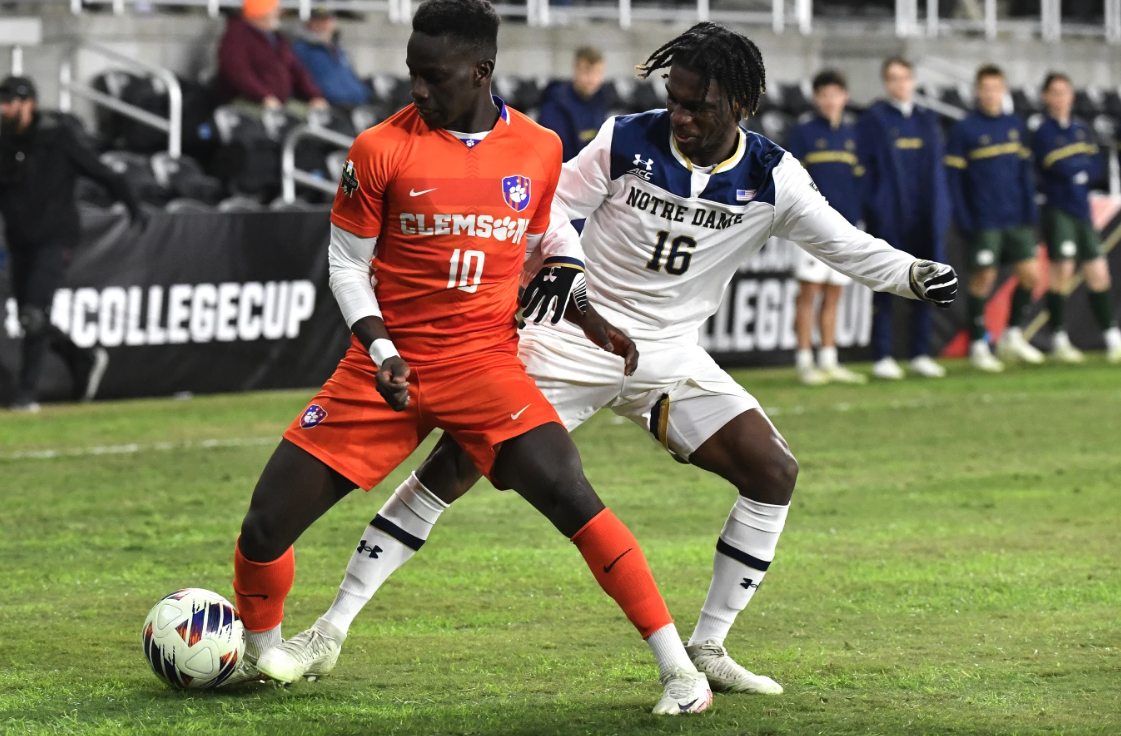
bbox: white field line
[0,436,278,462]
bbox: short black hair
[412,0,500,56]
[636,22,766,118]
[976,64,1004,84]
[812,69,847,92]
[881,55,912,79]
[1042,71,1072,92]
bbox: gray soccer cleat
[686,639,783,694]
[256,618,345,684]
[652,669,712,715]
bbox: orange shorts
[283,338,560,490]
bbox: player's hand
[580,304,639,376]
[520,258,589,325]
[376,355,411,412]
[909,260,958,308]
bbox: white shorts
[517,325,762,462]
[793,244,851,286]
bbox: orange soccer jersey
[284,99,566,489]
[330,99,562,364]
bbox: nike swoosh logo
[409,188,437,197]
[510,404,531,420]
[242,593,269,600]
[678,698,699,712]
[603,548,633,573]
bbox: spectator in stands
[538,47,610,162]
[292,8,371,108]
[858,56,951,380]
[945,64,1042,373]
[0,76,142,412]
[214,0,329,112]
[1033,71,1121,363]
[786,70,867,386]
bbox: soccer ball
[141,588,244,689]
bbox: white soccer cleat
[797,365,830,386]
[970,340,1005,373]
[220,651,266,688]
[686,640,784,694]
[997,327,1045,364]
[256,619,345,684]
[1050,331,1085,364]
[652,669,712,715]
[1105,327,1121,364]
[909,355,946,378]
[822,364,867,384]
[872,357,905,380]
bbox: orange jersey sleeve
[330,124,404,238]
[523,128,563,237]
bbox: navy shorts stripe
[371,514,425,552]
[542,255,586,269]
[716,538,771,571]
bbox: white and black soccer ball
[141,588,244,689]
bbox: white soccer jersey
[543,111,921,342]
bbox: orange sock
[233,538,294,632]
[571,508,673,638]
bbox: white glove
[1073,171,1090,186]
[909,261,958,308]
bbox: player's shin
[570,508,696,678]
[233,539,294,659]
[690,497,789,646]
[320,472,448,634]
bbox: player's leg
[794,280,827,385]
[1075,218,1121,361]
[870,291,903,379]
[966,230,1003,372]
[997,228,1045,364]
[492,423,711,715]
[817,281,865,384]
[1043,206,1083,362]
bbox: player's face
[976,74,1005,116]
[814,83,848,124]
[882,62,914,103]
[1042,78,1074,120]
[406,32,494,131]
[665,63,740,164]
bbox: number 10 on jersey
[448,249,485,293]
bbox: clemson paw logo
[492,217,517,242]
[501,175,531,213]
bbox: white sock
[320,473,448,634]
[1105,326,1121,349]
[646,622,697,679]
[818,346,838,370]
[245,624,281,660]
[689,496,789,647]
[794,348,814,371]
[1005,326,1024,341]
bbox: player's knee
[238,510,286,562]
[738,448,798,505]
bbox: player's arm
[943,122,974,235]
[1017,123,1038,226]
[770,153,957,307]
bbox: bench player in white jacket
[263,23,958,701]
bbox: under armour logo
[543,268,558,282]
[356,541,383,559]
[633,153,653,171]
[740,577,759,590]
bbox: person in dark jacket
[292,8,370,108]
[214,0,328,111]
[945,64,1043,372]
[537,47,610,162]
[857,56,952,381]
[0,76,142,411]
[1033,71,1121,363]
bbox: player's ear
[474,59,495,88]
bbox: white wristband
[369,338,399,366]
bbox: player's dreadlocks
[637,22,766,118]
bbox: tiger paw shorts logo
[300,404,328,428]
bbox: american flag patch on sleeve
[736,189,756,201]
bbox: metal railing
[281,123,355,203]
[58,40,183,158]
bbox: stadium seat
[164,198,215,214]
[150,152,224,205]
[1101,88,1121,118]
[269,196,322,211]
[494,75,543,113]
[1011,86,1042,118]
[625,78,665,113]
[216,195,266,213]
[779,82,813,117]
[1074,88,1105,119]
[367,73,413,111]
[758,109,794,147]
[101,150,168,206]
[210,106,281,198]
[91,69,139,149]
[937,84,971,111]
[350,105,381,133]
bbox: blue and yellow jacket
[786,114,865,226]
[856,100,950,251]
[944,110,1036,234]
[1031,115,1102,222]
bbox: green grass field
[2,359,1120,735]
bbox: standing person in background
[1033,72,1121,363]
[292,8,371,109]
[858,57,951,380]
[0,76,142,412]
[538,47,611,162]
[214,0,329,112]
[786,70,867,386]
[945,64,1043,373]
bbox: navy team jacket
[786,114,865,226]
[1031,115,1103,223]
[944,109,1036,234]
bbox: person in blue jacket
[537,47,611,162]
[1033,71,1121,363]
[786,69,867,386]
[945,64,1043,372]
[292,8,371,108]
[857,56,951,380]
